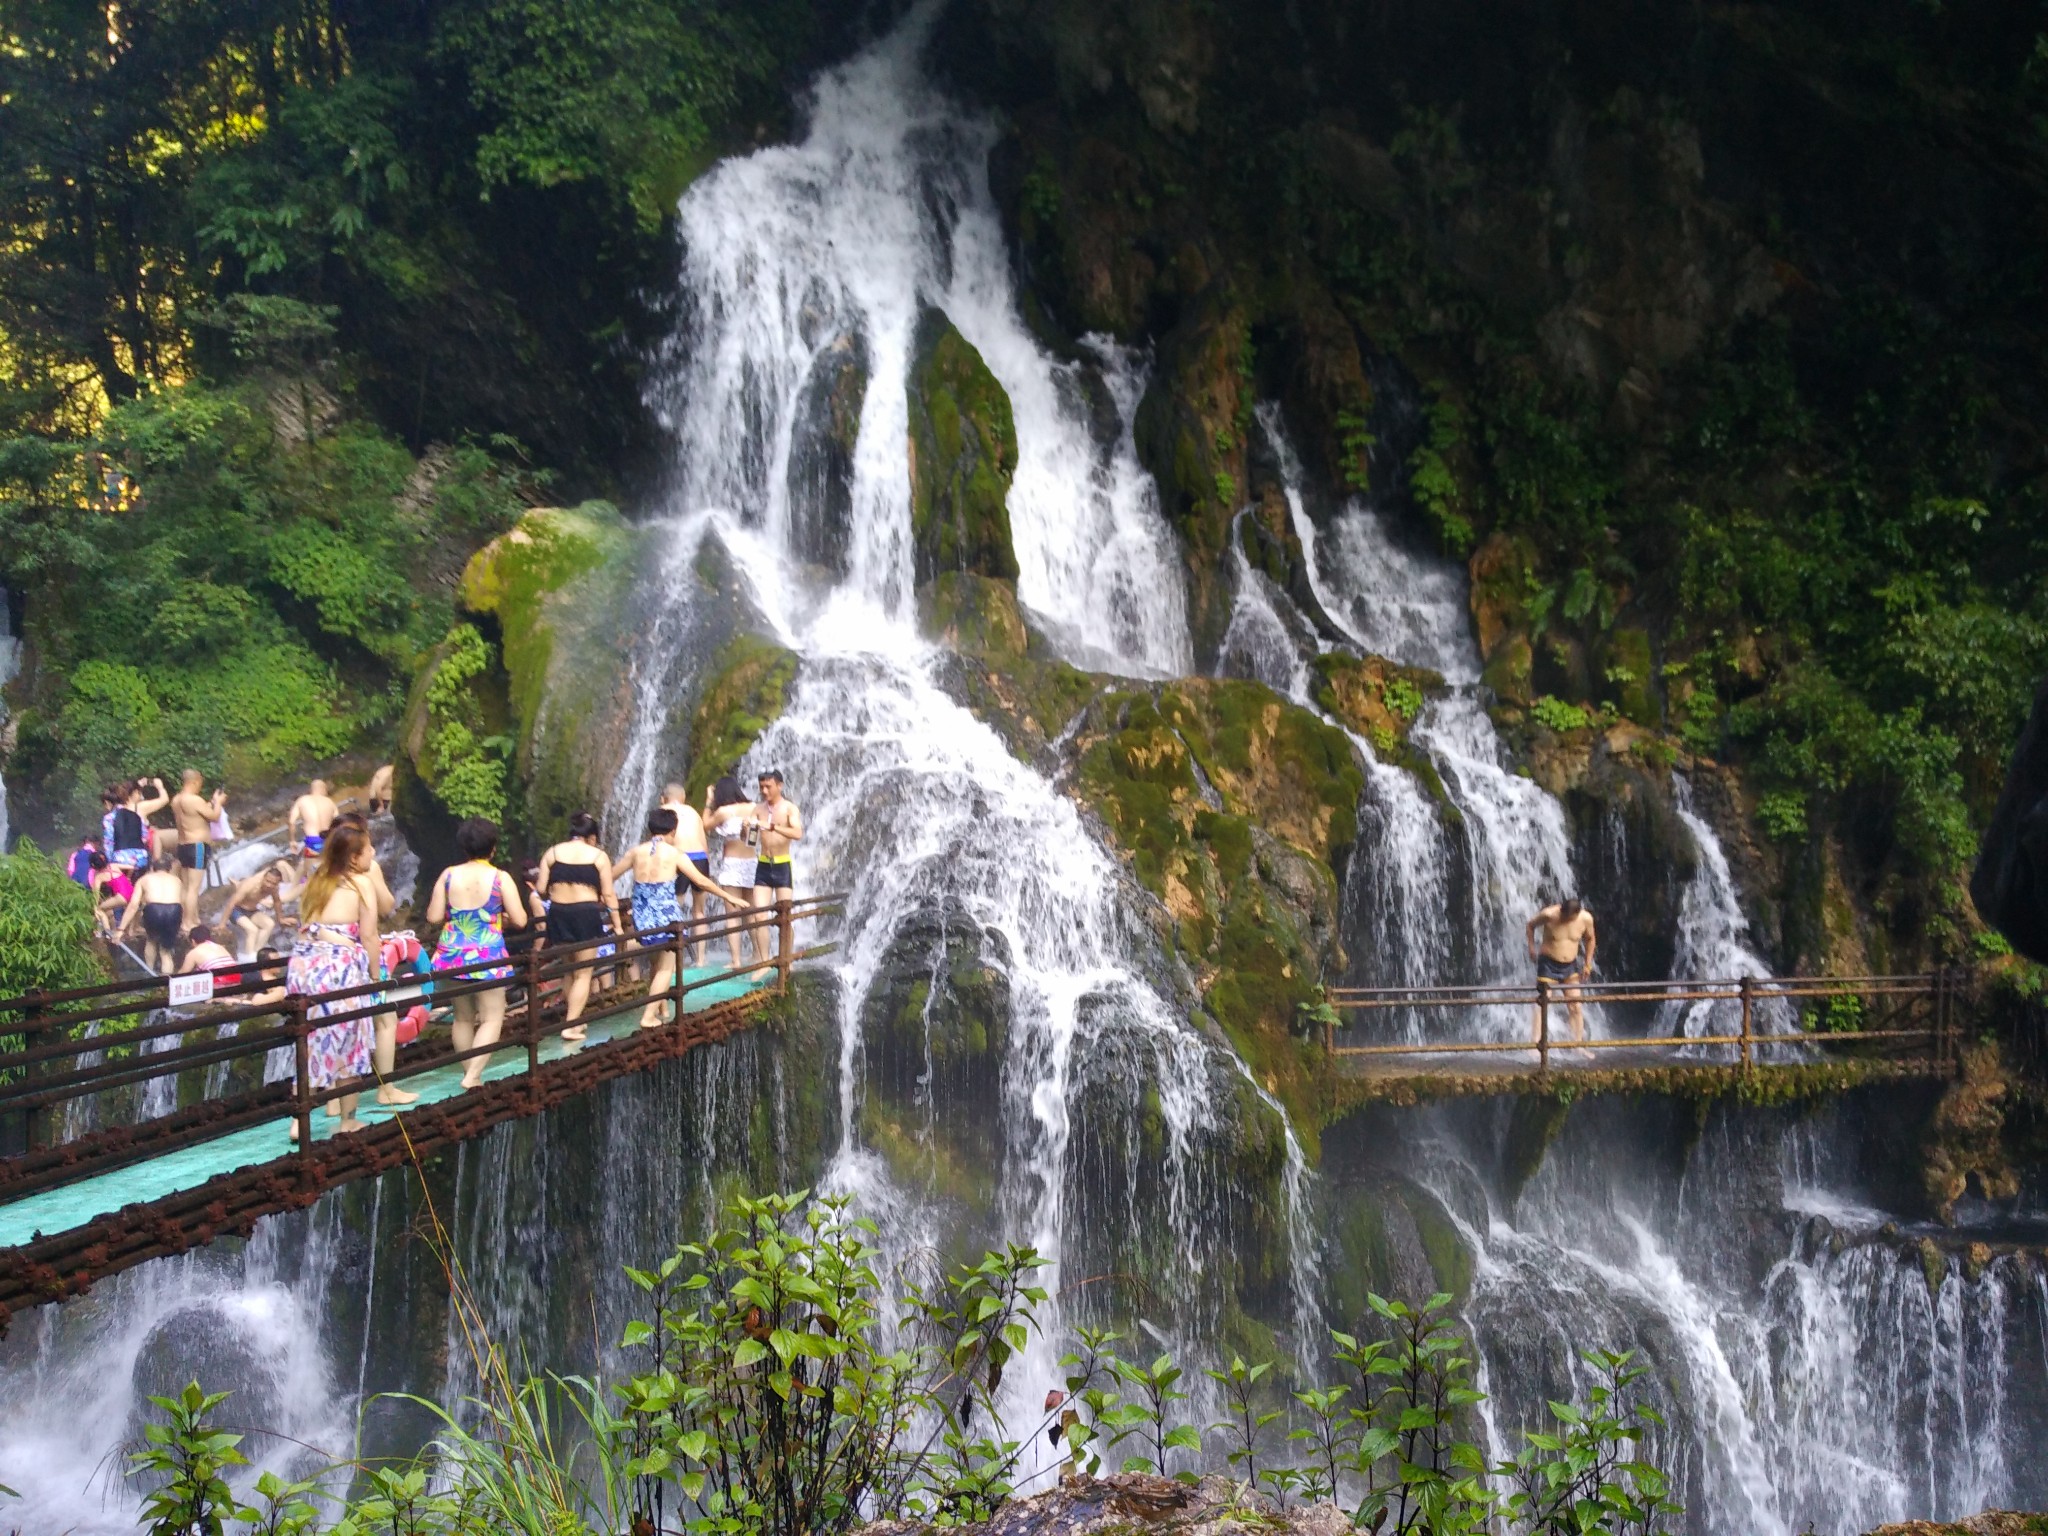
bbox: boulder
[679,633,799,802]
[908,309,1020,586]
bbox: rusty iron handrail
[0,892,844,1208]
[1320,969,1964,1075]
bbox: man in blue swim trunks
[1525,897,1596,1045]
[290,778,339,874]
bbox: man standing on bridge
[1525,897,1596,1046]
[752,769,804,963]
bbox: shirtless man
[1525,897,1597,1045]
[290,779,339,871]
[222,862,294,958]
[169,769,227,932]
[751,770,805,962]
[366,763,394,816]
[660,782,714,967]
[118,852,190,975]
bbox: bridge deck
[0,965,770,1251]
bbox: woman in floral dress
[428,817,528,1090]
[286,821,381,1137]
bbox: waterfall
[614,4,1296,1432]
[1663,774,1799,1046]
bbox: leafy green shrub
[1383,676,1425,722]
[421,625,511,823]
[0,841,107,1016]
[1530,695,1594,732]
[1756,791,1809,843]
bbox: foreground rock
[861,1475,1347,1536]
[1867,1514,2048,1536]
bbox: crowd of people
[71,763,808,1133]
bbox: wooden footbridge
[0,896,839,1329]
[1318,971,1965,1100]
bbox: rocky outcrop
[908,309,1019,586]
[789,330,870,578]
[397,504,644,860]
[1921,1043,2022,1223]
[679,634,798,801]
[860,1475,1348,1536]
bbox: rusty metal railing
[0,892,843,1208]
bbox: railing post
[1537,988,1551,1073]
[525,944,542,1103]
[1739,977,1754,1071]
[776,901,794,994]
[293,995,313,1181]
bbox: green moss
[1502,1094,1573,1202]
[908,309,1019,584]
[1408,1186,1475,1302]
[1601,627,1659,728]
[682,634,800,802]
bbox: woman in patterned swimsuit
[286,821,381,1138]
[428,817,529,1090]
[628,808,689,1029]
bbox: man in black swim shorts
[1525,897,1597,1045]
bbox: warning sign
[167,972,215,1008]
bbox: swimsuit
[548,900,608,947]
[675,850,711,900]
[302,833,326,858]
[756,856,793,891]
[431,871,514,981]
[107,807,149,869]
[176,841,209,871]
[1536,953,1582,984]
[631,872,684,945]
[288,919,372,1089]
[143,902,184,949]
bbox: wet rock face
[858,906,1013,1216]
[1974,679,2048,965]
[788,330,870,579]
[681,634,798,802]
[908,308,1020,585]
[860,1473,1349,1536]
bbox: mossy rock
[921,572,1105,760]
[1597,626,1658,728]
[1133,293,1253,664]
[681,634,799,802]
[908,309,1019,585]
[1067,677,1364,1151]
[788,330,870,577]
[1312,652,1443,756]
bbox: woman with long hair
[536,810,619,1045]
[286,821,381,1137]
[427,817,528,1089]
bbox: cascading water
[1662,775,1798,1045]
[601,3,1302,1434]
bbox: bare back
[631,839,682,886]
[665,800,708,856]
[293,793,338,838]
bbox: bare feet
[560,1024,587,1043]
[335,1117,366,1134]
[638,1009,666,1030]
[459,1073,484,1091]
[376,1085,420,1106]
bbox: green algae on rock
[398,503,644,859]
[682,634,799,802]
[907,308,1019,585]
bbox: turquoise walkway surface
[0,966,772,1250]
